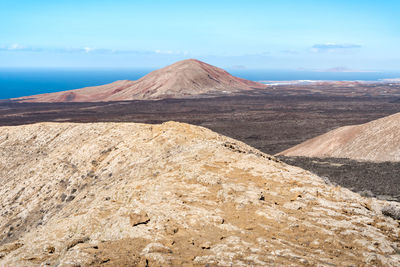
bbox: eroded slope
[278,112,400,162]
[0,122,399,266]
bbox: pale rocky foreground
[0,122,399,266]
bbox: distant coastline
[1,68,399,100]
[260,79,400,86]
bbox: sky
[0,0,399,71]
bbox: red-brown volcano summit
[14,59,266,102]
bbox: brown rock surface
[0,122,399,266]
[13,59,266,103]
[278,112,400,162]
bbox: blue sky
[0,0,399,70]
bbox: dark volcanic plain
[278,156,400,202]
[1,82,400,199]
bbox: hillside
[278,112,400,162]
[0,122,399,266]
[13,59,266,102]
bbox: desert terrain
[1,60,400,266]
[0,122,399,266]
[1,82,400,201]
[3,0,400,265]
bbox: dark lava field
[1,83,400,200]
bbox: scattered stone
[44,245,55,254]
[60,193,67,202]
[382,204,400,220]
[130,212,150,227]
[65,195,75,202]
[66,237,90,250]
[201,242,211,249]
[359,190,375,198]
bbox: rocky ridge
[278,112,400,162]
[13,59,266,103]
[0,122,399,266]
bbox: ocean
[1,68,399,100]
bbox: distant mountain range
[14,59,266,102]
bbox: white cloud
[83,47,95,53]
[9,44,25,50]
[0,44,188,55]
[310,43,362,53]
[0,43,39,51]
[154,49,189,55]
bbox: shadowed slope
[13,59,266,102]
[278,112,400,162]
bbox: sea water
[0,68,399,100]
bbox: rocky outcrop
[13,59,266,103]
[278,112,400,162]
[0,122,399,266]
